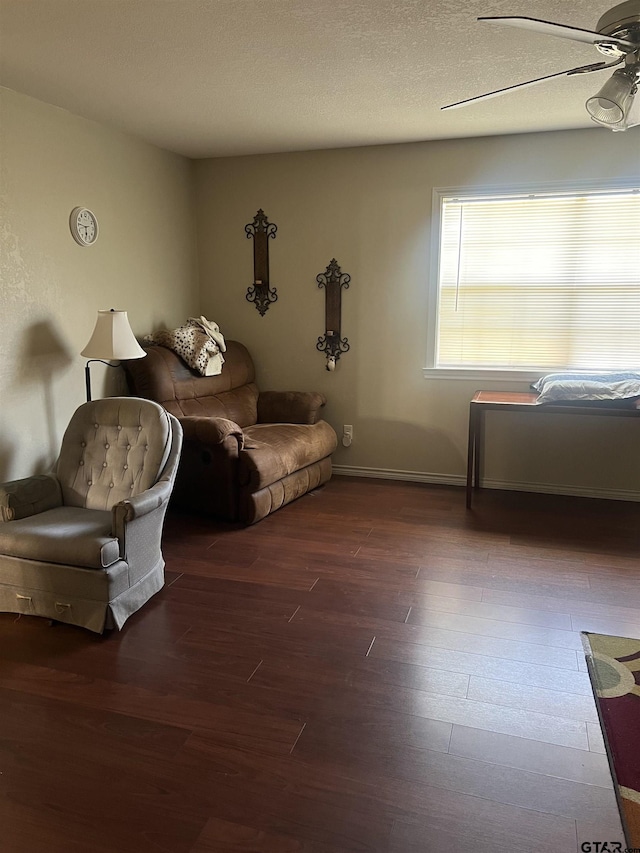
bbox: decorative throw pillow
[532,371,640,405]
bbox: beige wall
[0,88,199,481]
[2,89,637,499]
[195,129,640,499]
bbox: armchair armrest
[179,416,244,449]
[112,461,177,564]
[258,391,327,425]
[111,477,174,526]
[0,474,62,522]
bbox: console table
[466,390,640,508]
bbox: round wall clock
[70,207,99,246]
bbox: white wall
[195,129,640,499]
[0,88,199,480]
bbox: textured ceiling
[0,0,632,157]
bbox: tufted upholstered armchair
[124,341,338,524]
[0,397,182,633]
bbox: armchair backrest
[57,397,172,511]
[124,341,260,428]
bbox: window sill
[422,367,542,382]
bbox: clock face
[70,207,98,246]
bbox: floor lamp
[81,309,147,401]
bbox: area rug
[582,632,640,848]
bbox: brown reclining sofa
[124,341,337,524]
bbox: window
[426,184,640,378]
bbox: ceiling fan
[442,0,640,130]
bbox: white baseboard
[332,465,640,502]
[334,465,462,486]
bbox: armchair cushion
[0,506,119,569]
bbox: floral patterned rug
[583,632,640,848]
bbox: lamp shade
[586,69,636,125]
[81,309,146,360]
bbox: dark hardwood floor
[2,476,639,852]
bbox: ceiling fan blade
[441,61,612,111]
[478,16,637,51]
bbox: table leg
[474,407,483,493]
[466,403,476,508]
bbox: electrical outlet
[343,424,353,438]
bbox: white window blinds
[435,188,640,371]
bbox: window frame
[423,178,640,382]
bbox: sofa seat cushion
[0,507,119,569]
[240,421,338,490]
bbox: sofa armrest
[179,416,245,449]
[0,474,62,522]
[257,391,327,425]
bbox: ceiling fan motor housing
[596,0,640,54]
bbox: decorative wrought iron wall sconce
[245,209,278,316]
[316,258,350,371]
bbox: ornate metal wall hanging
[316,258,350,371]
[245,209,277,316]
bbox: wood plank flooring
[1,477,639,852]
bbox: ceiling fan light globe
[586,96,626,123]
[585,68,636,123]
[588,88,638,128]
